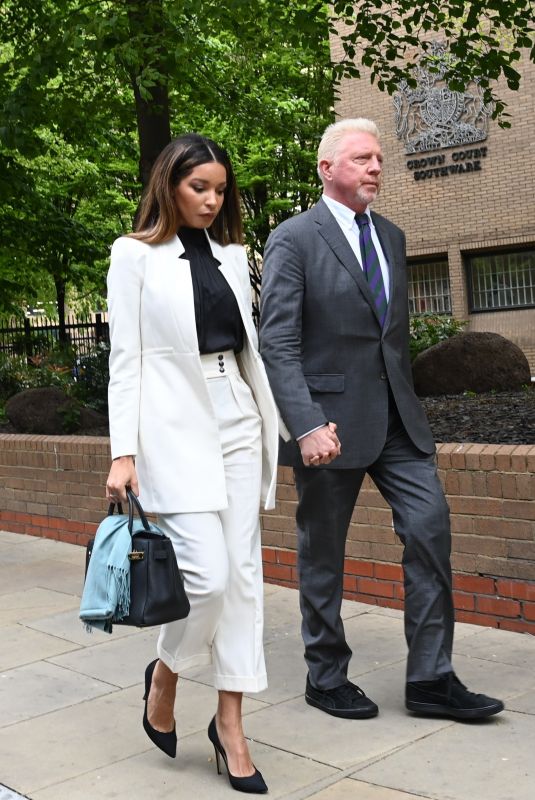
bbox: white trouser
[156,350,266,692]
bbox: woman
[105,133,287,794]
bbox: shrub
[0,353,28,401]
[71,341,110,414]
[409,315,467,361]
[0,340,110,415]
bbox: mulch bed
[1,388,534,445]
[421,388,535,445]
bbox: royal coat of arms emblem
[393,42,492,154]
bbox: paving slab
[1,531,535,800]
[0,558,84,599]
[505,686,535,714]
[0,681,267,796]
[0,587,80,626]
[0,660,115,727]
[262,587,370,646]
[0,623,80,671]
[30,728,337,800]
[0,685,148,795]
[0,536,84,565]
[343,612,407,678]
[24,607,137,646]
[453,626,535,670]
[354,710,534,800]
[306,778,433,799]
[48,628,161,688]
[241,663,450,770]
[183,631,308,705]
[0,531,37,546]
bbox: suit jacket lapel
[370,212,396,331]
[313,200,383,326]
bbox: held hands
[106,456,139,504]
[298,422,341,467]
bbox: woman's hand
[298,422,341,467]
[106,456,139,504]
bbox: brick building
[330,40,535,372]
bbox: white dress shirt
[322,194,390,301]
[297,195,391,442]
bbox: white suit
[107,233,287,512]
[107,232,287,689]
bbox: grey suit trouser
[294,403,454,688]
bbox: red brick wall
[1,434,534,633]
[260,447,535,634]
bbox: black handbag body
[85,489,190,628]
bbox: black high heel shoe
[142,659,177,758]
[207,716,268,794]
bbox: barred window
[408,259,451,315]
[467,250,535,311]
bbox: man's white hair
[317,118,380,178]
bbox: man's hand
[298,422,341,467]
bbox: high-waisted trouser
[156,350,266,692]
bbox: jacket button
[218,354,224,361]
[219,366,225,373]
[380,373,387,380]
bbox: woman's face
[173,161,227,228]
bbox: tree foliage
[0,0,334,319]
[331,0,534,124]
[1,0,533,324]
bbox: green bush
[0,351,73,402]
[0,353,27,401]
[409,315,467,361]
[70,341,110,414]
[0,340,110,415]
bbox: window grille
[467,250,535,311]
[408,260,451,314]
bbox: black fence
[0,314,109,360]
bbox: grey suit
[260,198,455,686]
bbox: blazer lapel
[161,235,199,352]
[313,200,382,324]
[209,238,258,348]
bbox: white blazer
[107,233,289,514]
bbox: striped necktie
[355,213,387,326]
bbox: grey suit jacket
[259,198,435,468]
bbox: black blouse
[179,227,244,355]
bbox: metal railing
[0,314,109,359]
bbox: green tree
[1,0,533,325]
[330,0,534,124]
[0,0,333,318]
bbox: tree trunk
[127,0,172,188]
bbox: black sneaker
[406,672,504,719]
[305,675,379,719]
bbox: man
[259,118,503,721]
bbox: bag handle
[126,487,151,534]
[107,501,124,516]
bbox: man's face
[320,131,383,212]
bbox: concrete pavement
[1,530,534,800]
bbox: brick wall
[1,434,534,633]
[328,37,535,371]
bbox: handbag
[84,488,190,628]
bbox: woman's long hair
[130,134,243,245]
